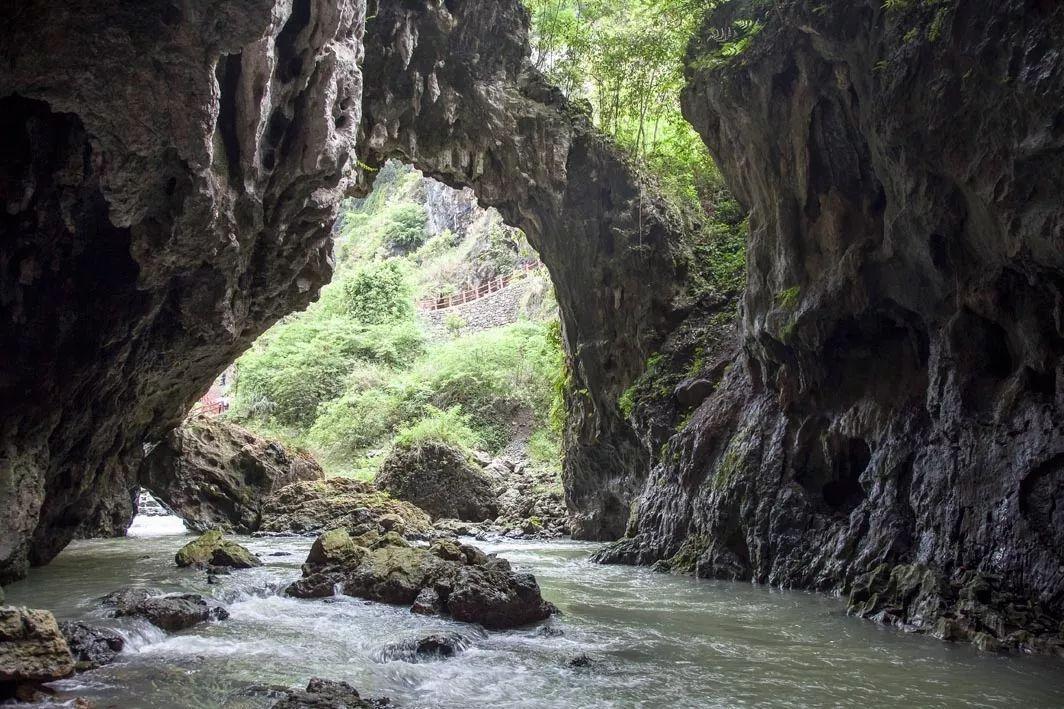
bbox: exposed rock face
[375,443,499,522]
[0,607,75,699]
[103,588,229,631]
[358,0,688,540]
[258,478,433,537]
[598,0,1064,653]
[141,414,324,533]
[174,529,262,569]
[0,0,365,583]
[286,529,553,629]
[0,0,694,580]
[270,678,391,709]
[376,631,474,663]
[59,622,125,671]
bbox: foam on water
[4,530,1064,708]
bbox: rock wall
[600,0,1064,652]
[357,0,690,539]
[0,0,365,582]
[0,0,690,580]
[140,414,324,533]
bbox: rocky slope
[140,414,324,532]
[599,0,1064,653]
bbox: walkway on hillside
[417,261,542,311]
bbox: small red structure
[194,367,233,417]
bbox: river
[4,514,1064,708]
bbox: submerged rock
[270,678,391,708]
[375,443,499,522]
[103,588,229,631]
[0,607,75,699]
[175,530,262,569]
[286,531,553,629]
[59,621,125,671]
[259,479,433,538]
[566,653,593,668]
[376,632,474,663]
[140,414,324,533]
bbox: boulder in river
[175,529,262,569]
[286,531,553,629]
[0,607,75,700]
[103,588,229,631]
[375,442,499,522]
[59,621,125,671]
[270,677,391,708]
[376,631,474,663]
[259,478,432,537]
[139,413,325,533]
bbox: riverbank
[4,517,1064,708]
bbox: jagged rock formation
[599,0,1064,653]
[375,442,500,522]
[258,478,434,537]
[0,0,365,582]
[287,529,554,629]
[0,0,690,582]
[0,607,75,700]
[140,414,324,533]
[357,0,689,539]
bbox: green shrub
[231,316,366,428]
[392,405,484,453]
[379,203,428,251]
[527,428,562,468]
[341,260,414,325]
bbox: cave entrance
[199,160,570,536]
[795,430,872,516]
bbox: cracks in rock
[276,0,312,84]
[215,52,245,190]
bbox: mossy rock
[175,530,262,569]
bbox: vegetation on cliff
[228,165,565,480]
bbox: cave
[2,0,1064,703]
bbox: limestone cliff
[0,0,687,581]
[600,0,1064,653]
[356,0,690,539]
[0,0,365,582]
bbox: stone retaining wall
[419,278,535,339]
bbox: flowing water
[5,514,1064,708]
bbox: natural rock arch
[0,0,684,582]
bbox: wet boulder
[287,531,553,629]
[140,414,324,533]
[175,530,262,569]
[0,607,75,700]
[59,621,125,670]
[447,564,555,630]
[376,631,474,663]
[259,478,432,537]
[103,588,229,631]
[375,442,499,522]
[270,678,391,708]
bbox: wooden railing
[193,395,229,417]
[418,261,541,312]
